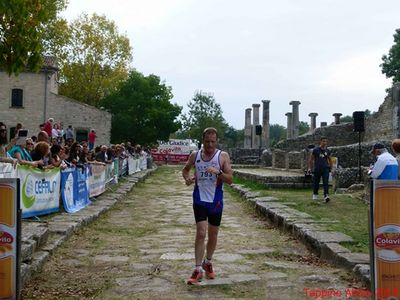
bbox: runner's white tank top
[193,149,223,205]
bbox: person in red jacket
[88,129,96,151]
[43,118,53,138]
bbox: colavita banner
[371,180,400,299]
[0,178,20,300]
[17,165,61,218]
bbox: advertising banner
[113,159,119,184]
[128,157,139,175]
[88,163,106,197]
[61,167,91,213]
[0,178,20,300]
[371,180,400,299]
[17,165,60,218]
[152,139,197,163]
[0,162,17,179]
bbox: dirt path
[22,166,361,299]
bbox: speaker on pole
[255,125,262,135]
[353,111,365,132]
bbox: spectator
[37,131,49,143]
[79,142,89,164]
[392,139,400,179]
[52,123,59,140]
[8,138,42,167]
[67,142,82,165]
[0,123,17,164]
[30,141,50,167]
[369,143,398,179]
[95,145,111,163]
[88,129,96,151]
[65,125,74,141]
[25,138,34,155]
[50,144,67,169]
[43,118,54,137]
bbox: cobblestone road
[23,166,361,299]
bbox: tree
[269,124,286,146]
[381,28,400,83]
[0,0,67,75]
[99,70,182,144]
[181,91,228,142]
[47,13,132,106]
[223,127,244,148]
[298,121,310,135]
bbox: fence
[0,155,148,218]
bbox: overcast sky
[62,0,399,129]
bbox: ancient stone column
[261,100,270,148]
[252,104,261,149]
[320,122,327,127]
[244,108,252,148]
[289,101,301,138]
[333,113,342,125]
[308,112,318,131]
[285,112,293,139]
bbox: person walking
[182,127,233,284]
[88,129,97,151]
[369,143,398,179]
[308,136,332,203]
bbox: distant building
[0,56,111,144]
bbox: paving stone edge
[230,183,371,287]
[20,167,157,288]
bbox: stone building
[0,57,111,145]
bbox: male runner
[182,127,233,284]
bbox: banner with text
[152,139,197,163]
[88,164,106,197]
[61,167,91,213]
[17,165,61,218]
[0,178,20,300]
[370,180,400,299]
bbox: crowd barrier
[0,155,148,218]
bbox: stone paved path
[22,166,362,299]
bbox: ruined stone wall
[363,90,397,141]
[274,123,358,151]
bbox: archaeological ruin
[229,82,400,195]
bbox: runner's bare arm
[182,151,196,185]
[205,151,233,184]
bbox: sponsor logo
[0,231,13,245]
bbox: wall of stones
[0,72,47,135]
[274,123,358,151]
[47,94,112,146]
[363,89,397,141]
[0,70,111,145]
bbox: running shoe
[312,194,318,201]
[202,261,216,279]
[324,195,330,203]
[187,268,203,284]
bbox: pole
[259,134,262,164]
[358,131,362,182]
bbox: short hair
[320,136,328,141]
[392,139,400,154]
[34,141,50,157]
[202,127,218,139]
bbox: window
[76,129,89,143]
[11,89,23,107]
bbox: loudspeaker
[255,125,262,135]
[353,111,365,132]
